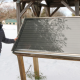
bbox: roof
[5,19,17,23]
[13,0,80,7]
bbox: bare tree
[4,5,16,19]
[0,2,17,22]
[40,7,65,17]
[0,0,5,5]
[0,0,6,22]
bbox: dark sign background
[12,18,80,53]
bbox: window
[13,23,15,25]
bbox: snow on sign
[12,17,80,55]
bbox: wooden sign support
[33,57,39,78]
[16,2,21,32]
[45,7,50,17]
[17,56,26,80]
[61,1,75,15]
[17,55,39,80]
[75,0,79,16]
[13,50,80,80]
[16,2,40,80]
[61,0,80,16]
[50,7,60,17]
[14,0,80,80]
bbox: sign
[12,17,80,54]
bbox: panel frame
[12,17,80,61]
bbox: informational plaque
[12,17,80,54]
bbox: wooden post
[61,1,75,15]
[20,1,33,17]
[75,0,79,16]
[50,7,60,17]
[17,55,26,80]
[45,7,50,17]
[32,4,41,17]
[21,2,26,11]
[33,57,39,78]
[16,2,21,32]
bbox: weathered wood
[33,57,39,78]
[17,55,26,80]
[32,4,41,17]
[16,3,21,32]
[14,51,80,61]
[50,7,60,17]
[32,5,37,16]
[45,7,50,17]
[13,0,80,7]
[75,0,79,16]
[61,0,75,15]
[21,2,26,11]
[20,1,33,17]
[34,2,47,7]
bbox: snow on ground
[0,25,80,80]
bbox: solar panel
[12,17,80,54]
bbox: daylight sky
[4,0,74,16]
[5,0,13,2]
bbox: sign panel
[12,17,80,54]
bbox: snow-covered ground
[0,25,80,80]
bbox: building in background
[3,19,17,25]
